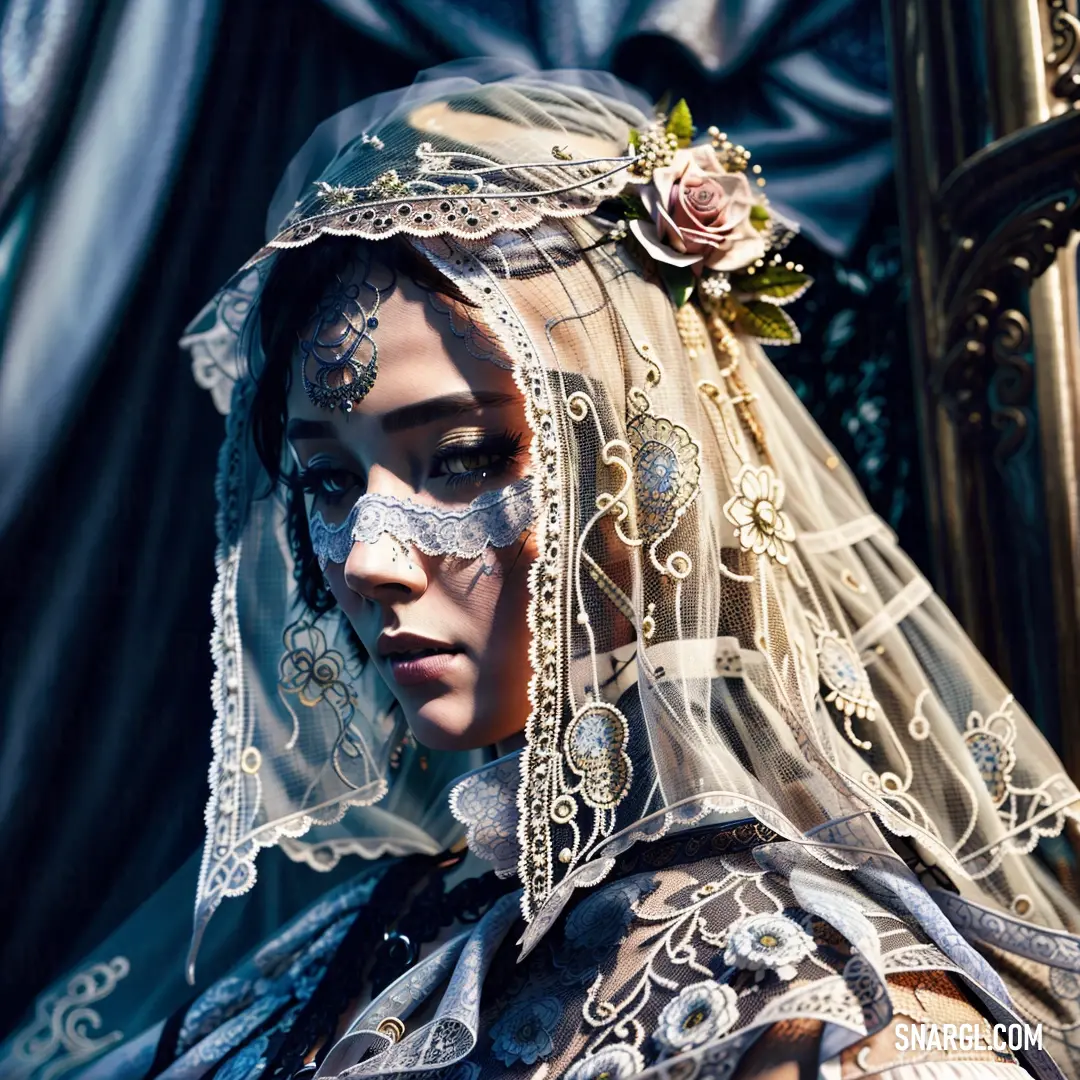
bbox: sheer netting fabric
[179,62,1080,1060]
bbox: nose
[343,532,428,604]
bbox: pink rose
[629,146,766,274]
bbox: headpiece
[297,252,387,412]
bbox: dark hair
[247,235,477,614]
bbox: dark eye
[431,431,524,488]
[441,451,502,475]
[298,467,362,505]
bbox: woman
[10,64,1080,1080]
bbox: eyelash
[297,465,361,505]
[297,430,525,502]
[431,429,525,488]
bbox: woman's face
[286,265,536,751]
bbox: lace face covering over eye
[309,477,535,567]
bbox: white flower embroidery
[564,1043,645,1080]
[653,980,739,1053]
[724,912,816,981]
[723,464,796,564]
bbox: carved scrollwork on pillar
[887,0,1080,751]
[938,288,998,433]
[990,309,1035,464]
[937,189,1080,459]
[1047,0,1080,105]
[938,292,1033,459]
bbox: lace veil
[180,60,1080,979]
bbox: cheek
[322,563,369,640]
[486,536,537,647]
[462,537,536,739]
[443,536,536,651]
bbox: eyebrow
[381,390,518,432]
[286,390,518,441]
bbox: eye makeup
[297,453,364,505]
[430,428,525,489]
[294,427,527,506]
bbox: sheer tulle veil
[179,58,1080,1024]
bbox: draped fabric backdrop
[0,0,905,1031]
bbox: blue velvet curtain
[0,0,899,1047]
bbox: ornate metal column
[884,0,1080,768]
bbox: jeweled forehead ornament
[309,476,535,569]
[300,256,391,413]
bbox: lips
[378,634,462,687]
[394,646,442,660]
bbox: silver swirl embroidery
[9,957,131,1079]
[309,477,534,569]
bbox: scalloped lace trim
[310,477,534,568]
[449,754,522,878]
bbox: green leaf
[628,127,641,151]
[619,193,647,220]
[729,299,801,344]
[658,263,696,307]
[730,266,813,306]
[665,99,694,148]
[749,204,770,232]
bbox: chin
[405,695,523,752]
[406,702,494,751]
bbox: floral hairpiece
[616,99,811,346]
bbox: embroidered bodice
[55,757,1062,1080]
[7,758,1076,1079]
